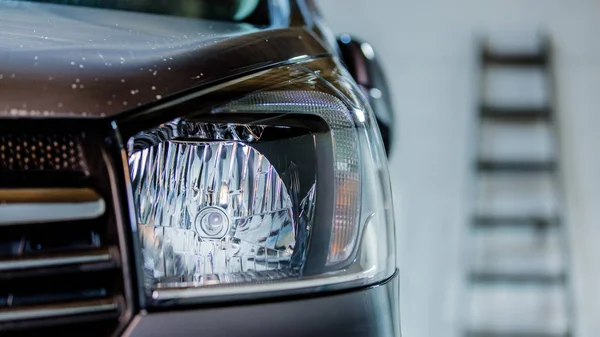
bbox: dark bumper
[124,272,401,337]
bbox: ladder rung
[469,271,566,285]
[481,106,551,120]
[473,216,559,229]
[466,330,570,337]
[477,160,556,172]
[483,50,548,66]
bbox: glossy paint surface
[125,273,400,337]
[0,1,329,118]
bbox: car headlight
[122,58,395,305]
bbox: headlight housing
[122,58,395,305]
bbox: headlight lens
[123,58,395,304]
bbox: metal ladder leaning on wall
[465,36,574,337]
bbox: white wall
[319,1,600,336]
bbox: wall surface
[318,1,600,337]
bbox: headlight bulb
[196,207,229,238]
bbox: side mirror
[336,34,394,155]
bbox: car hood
[0,2,328,118]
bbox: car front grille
[0,130,131,336]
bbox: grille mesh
[0,133,86,172]
[0,128,126,336]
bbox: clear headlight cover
[124,58,395,304]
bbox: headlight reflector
[131,140,302,285]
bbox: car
[0,1,399,336]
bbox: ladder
[464,36,574,337]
